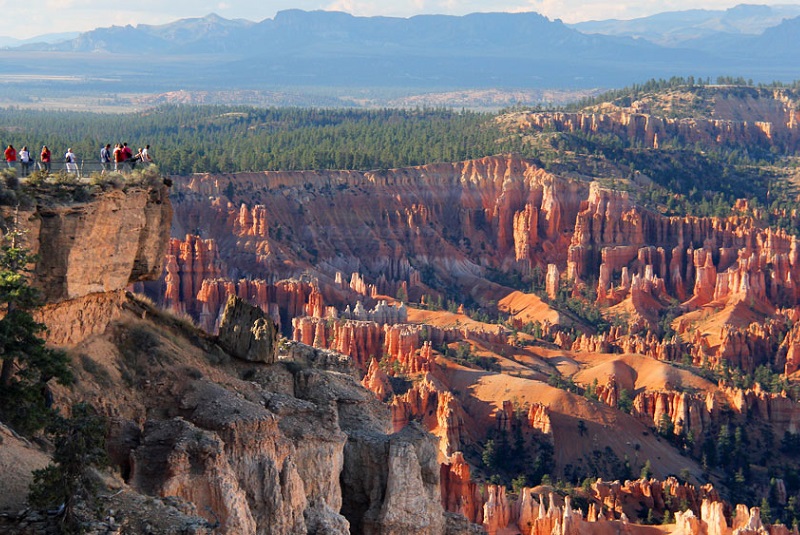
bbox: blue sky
[5,0,783,39]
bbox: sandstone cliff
[7,182,173,346]
[499,86,800,153]
[158,155,588,326]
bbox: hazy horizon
[3,0,795,40]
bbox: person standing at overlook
[100,144,111,174]
[113,143,123,171]
[4,145,16,168]
[141,144,153,164]
[40,145,51,173]
[19,146,32,177]
[122,142,133,171]
[65,148,77,174]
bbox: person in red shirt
[40,145,51,173]
[122,142,133,171]
[4,145,16,168]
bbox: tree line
[0,106,525,175]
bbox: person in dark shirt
[100,144,112,174]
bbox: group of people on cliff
[4,142,153,177]
[99,143,153,172]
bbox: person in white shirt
[141,144,153,164]
[19,146,32,177]
[65,148,78,174]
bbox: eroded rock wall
[9,184,172,346]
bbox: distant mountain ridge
[570,3,800,46]
[0,31,79,49]
[19,13,254,54]
[1,7,800,104]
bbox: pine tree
[641,459,653,480]
[29,402,108,531]
[0,229,72,434]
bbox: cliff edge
[5,180,172,346]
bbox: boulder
[217,295,278,363]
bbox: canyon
[131,149,800,531]
[5,88,800,534]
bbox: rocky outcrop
[629,381,800,442]
[546,264,560,300]
[482,485,511,535]
[379,431,446,535]
[22,185,172,304]
[217,295,279,363]
[130,381,318,534]
[362,358,394,402]
[566,182,800,321]
[780,321,800,375]
[590,477,718,522]
[194,278,320,335]
[390,374,471,457]
[671,499,777,535]
[293,317,383,370]
[292,315,503,374]
[34,290,129,346]
[164,157,800,384]
[9,184,171,345]
[162,235,223,316]
[116,337,459,535]
[341,423,445,535]
[506,93,800,153]
[440,453,483,525]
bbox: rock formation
[217,295,279,363]
[389,374,471,457]
[440,453,484,525]
[71,154,800,534]
[4,183,172,346]
[627,381,800,440]
[159,155,800,390]
[1,177,480,535]
[503,91,800,153]
[24,185,172,304]
[159,155,589,326]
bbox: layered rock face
[291,315,497,374]
[562,181,800,371]
[159,155,589,325]
[438,473,727,535]
[584,371,800,441]
[161,156,800,378]
[25,185,172,303]
[568,182,799,309]
[505,89,800,153]
[113,335,455,535]
[8,184,173,346]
